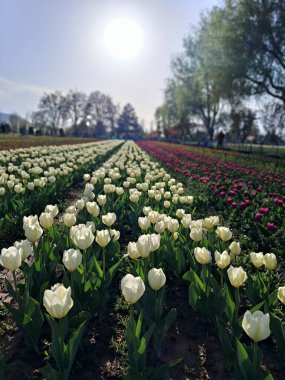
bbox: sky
[0,0,220,130]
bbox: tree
[35,92,67,135]
[9,113,21,133]
[206,0,285,104]
[167,22,226,141]
[65,90,87,136]
[0,123,11,133]
[85,91,117,137]
[230,108,256,143]
[117,103,142,138]
[261,102,285,144]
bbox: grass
[226,143,285,158]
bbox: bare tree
[65,90,87,136]
[36,91,67,135]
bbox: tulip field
[0,140,284,379]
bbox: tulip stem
[130,304,134,326]
[234,288,240,330]
[220,269,224,286]
[83,251,87,284]
[253,341,258,379]
[12,271,20,305]
[71,272,75,298]
[155,290,158,322]
[102,248,106,278]
[144,259,148,284]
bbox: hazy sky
[0,0,220,129]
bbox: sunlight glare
[103,18,144,60]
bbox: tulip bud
[70,224,94,250]
[148,268,166,290]
[14,183,23,194]
[86,221,96,233]
[242,310,270,342]
[0,246,22,271]
[164,200,171,208]
[155,221,165,234]
[138,216,150,231]
[227,266,247,287]
[43,284,73,319]
[181,214,192,229]
[104,184,116,194]
[86,202,100,217]
[263,253,277,270]
[216,226,232,242]
[190,220,203,229]
[190,227,203,242]
[214,250,230,269]
[229,241,241,256]
[186,195,194,204]
[167,219,179,233]
[155,193,162,202]
[250,252,264,268]
[121,274,145,304]
[63,212,77,227]
[136,235,151,258]
[176,209,185,219]
[130,193,140,203]
[116,187,124,195]
[143,206,152,216]
[76,199,85,210]
[203,217,215,230]
[83,174,90,181]
[39,212,54,230]
[149,234,161,252]
[14,239,33,261]
[277,286,285,305]
[110,229,120,241]
[194,247,212,264]
[63,249,82,272]
[127,242,140,259]
[102,212,116,227]
[45,205,59,218]
[97,195,107,206]
[148,211,159,224]
[23,215,43,243]
[96,229,111,248]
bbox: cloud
[0,77,51,98]
[0,77,51,116]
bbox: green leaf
[148,358,183,379]
[236,339,253,380]
[5,278,17,301]
[267,289,278,309]
[175,249,185,274]
[270,314,285,366]
[138,323,156,354]
[216,317,235,370]
[92,256,103,279]
[161,309,177,340]
[225,286,235,322]
[135,311,143,339]
[41,364,60,380]
[105,258,123,286]
[65,321,87,377]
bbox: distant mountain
[0,112,24,123]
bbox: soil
[0,276,284,380]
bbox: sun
[103,18,144,60]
